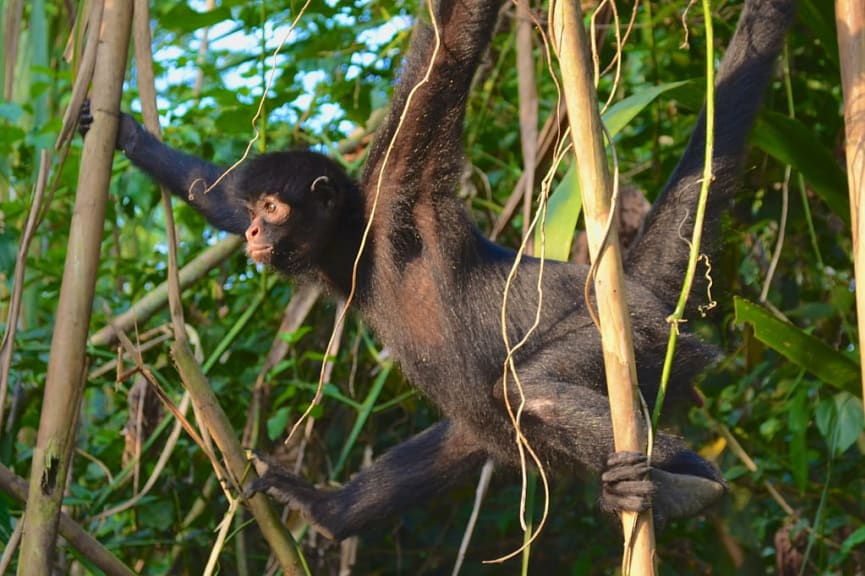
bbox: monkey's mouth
[246,244,274,264]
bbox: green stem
[332,362,392,478]
[654,0,715,429]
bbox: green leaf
[834,393,865,453]
[138,496,175,529]
[537,166,581,261]
[788,388,809,492]
[267,406,292,441]
[752,111,849,224]
[816,393,864,457]
[840,525,865,557]
[278,325,312,345]
[0,102,23,122]
[602,81,691,138]
[734,297,860,396]
[540,82,691,260]
[815,398,835,450]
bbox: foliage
[1,0,863,574]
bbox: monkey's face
[244,193,291,265]
[243,175,342,274]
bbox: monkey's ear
[310,175,340,209]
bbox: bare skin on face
[245,194,290,264]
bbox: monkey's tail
[624,0,796,309]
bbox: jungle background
[1,0,864,574]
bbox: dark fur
[84,0,795,540]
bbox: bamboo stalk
[835,0,865,404]
[16,1,132,573]
[0,463,136,576]
[550,0,655,574]
[130,0,188,345]
[516,0,539,241]
[171,343,310,574]
[126,1,307,571]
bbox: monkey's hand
[78,99,94,138]
[245,453,338,539]
[78,99,142,155]
[601,451,726,529]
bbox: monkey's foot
[601,450,727,528]
[600,451,655,514]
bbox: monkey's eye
[257,196,290,222]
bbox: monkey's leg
[248,419,487,540]
[493,377,725,525]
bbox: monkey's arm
[116,114,250,235]
[360,0,504,203]
[247,420,486,540]
[80,104,250,236]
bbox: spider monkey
[81,0,795,542]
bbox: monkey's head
[238,150,361,276]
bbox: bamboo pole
[550,0,655,574]
[17,1,132,573]
[126,0,308,571]
[0,464,136,576]
[835,0,865,404]
[171,343,309,573]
